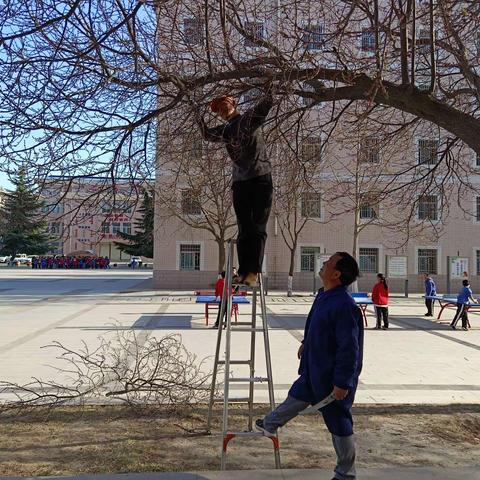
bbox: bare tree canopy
[0,0,479,187]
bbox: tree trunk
[216,238,226,273]
[287,245,296,297]
[351,210,360,293]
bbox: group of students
[31,255,111,270]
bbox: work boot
[255,419,276,438]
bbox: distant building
[41,176,150,261]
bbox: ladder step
[230,327,265,332]
[218,360,251,365]
[225,431,264,437]
[213,397,250,403]
[229,377,269,383]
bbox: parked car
[128,256,142,268]
[14,254,32,264]
[0,255,9,263]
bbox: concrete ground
[1,268,479,404]
[2,468,480,479]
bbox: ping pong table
[424,295,480,325]
[196,295,250,326]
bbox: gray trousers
[263,395,356,480]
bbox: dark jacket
[202,95,273,182]
[424,277,436,297]
[289,285,364,436]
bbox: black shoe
[211,324,218,329]
[374,326,381,330]
[450,324,456,330]
[382,325,388,330]
[462,327,468,331]
[425,313,432,317]
[255,419,276,438]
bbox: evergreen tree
[114,188,154,258]
[0,171,52,257]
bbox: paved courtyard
[0,268,479,404]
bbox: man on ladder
[255,252,364,480]
[197,84,274,287]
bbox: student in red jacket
[213,271,227,329]
[372,273,389,330]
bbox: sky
[0,171,12,190]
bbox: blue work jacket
[424,278,436,297]
[289,285,364,405]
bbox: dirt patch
[0,404,479,476]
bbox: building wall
[41,178,148,262]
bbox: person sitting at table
[372,273,389,330]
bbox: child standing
[372,273,389,330]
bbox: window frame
[417,138,439,166]
[416,247,438,275]
[181,16,204,47]
[299,245,322,273]
[243,19,266,49]
[301,192,322,219]
[359,135,381,164]
[301,21,326,51]
[358,247,380,274]
[360,27,376,52]
[417,194,439,221]
[178,242,202,271]
[181,189,202,216]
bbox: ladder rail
[206,240,281,470]
[220,243,234,470]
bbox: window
[361,28,375,52]
[122,222,131,235]
[360,203,378,220]
[112,222,121,234]
[101,222,110,234]
[49,222,62,235]
[302,22,325,51]
[183,17,204,46]
[476,152,480,168]
[359,247,379,273]
[300,246,321,272]
[417,28,431,53]
[359,136,380,163]
[300,136,322,163]
[418,195,438,221]
[181,190,202,215]
[418,139,439,165]
[476,31,480,56]
[180,244,201,270]
[301,192,322,218]
[244,21,265,47]
[42,203,64,214]
[476,250,480,275]
[418,248,437,275]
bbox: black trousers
[375,306,389,328]
[232,174,273,276]
[451,303,468,328]
[425,298,434,315]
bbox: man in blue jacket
[424,273,437,317]
[256,252,364,480]
[450,279,478,330]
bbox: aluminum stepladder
[206,239,281,470]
